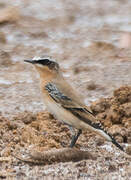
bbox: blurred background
[0,0,131,114]
[0,1,131,178]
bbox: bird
[24,56,124,152]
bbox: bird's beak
[24,60,36,64]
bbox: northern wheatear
[24,57,124,151]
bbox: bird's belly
[43,97,82,128]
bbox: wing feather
[45,83,100,124]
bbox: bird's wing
[45,82,100,123]
[45,82,124,152]
[45,82,91,109]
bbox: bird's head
[24,56,60,79]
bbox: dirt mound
[0,86,130,159]
[0,86,130,178]
[0,86,130,161]
[0,110,95,166]
[0,112,62,156]
[91,86,131,143]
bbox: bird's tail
[83,109,125,152]
[95,124,124,152]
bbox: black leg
[69,129,82,148]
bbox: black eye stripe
[35,59,52,65]
[33,58,59,70]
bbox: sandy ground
[0,0,131,179]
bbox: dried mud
[0,0,131,179]
[0,87,131,179]
[91,86,131,144]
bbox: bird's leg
[69,127,82,148]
